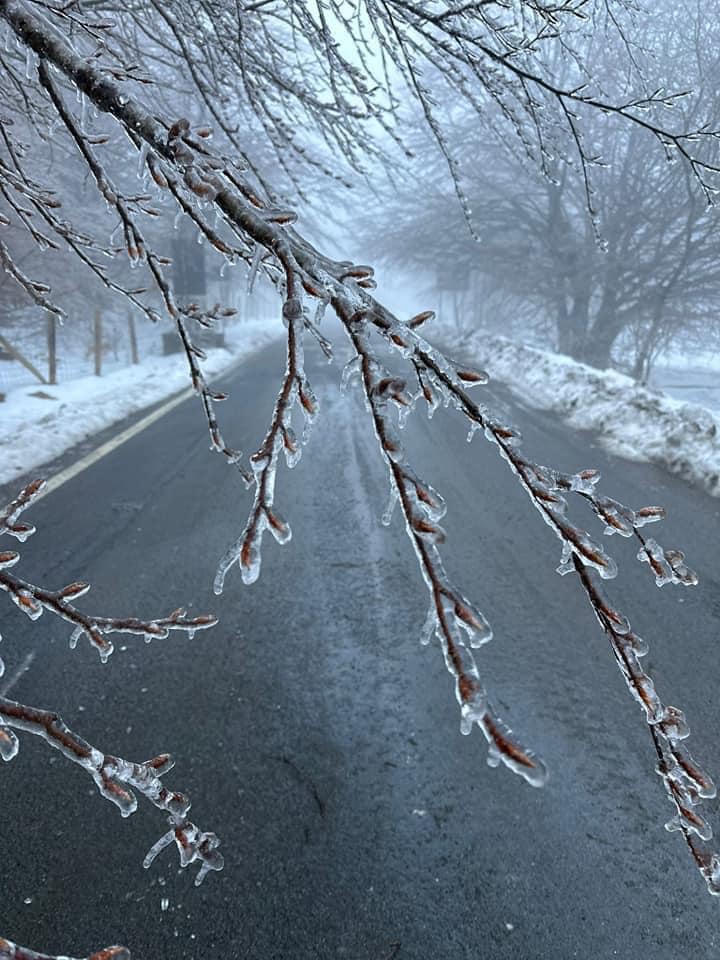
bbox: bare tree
[2,2,720,957]
[361,2,720,373]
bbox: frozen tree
[1,1,720,956]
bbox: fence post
[94,309,102,376]
[0,334,47,385]
[128,311,139,364]
[47,313,57,385]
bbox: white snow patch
[650,362,720,412]
[0,319,278,486]
[463,333,720,497]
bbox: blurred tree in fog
[365,1,720,376]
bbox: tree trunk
[581,330,616,370]
[581,287,625,370]
[128,312,139,364]
[557,286,591,360]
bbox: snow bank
[0,319,278,486]
[463,333,720,497]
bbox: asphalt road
[2,328,720,959]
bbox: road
[2,328,720,959]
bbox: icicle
[397,398,414,430]
[340,356,361,393]
[266,509,292,545]
[0,725,19,761]
[313,297,328,327]
[425,386,440,419]
[466,421,481,443]
[381,485,398,526]
[137,141,150,180]
[247,245,263,293]
[282,426,301,469]
[298,378,318,445]
[419,607,437,646]
[144,830,175,869]
[556,541,574,576]
[219,258,232,279]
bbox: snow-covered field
[461,332,720,497]
[0,319,278,487]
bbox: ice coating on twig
[0,480,222,891]
[215,284,312,592]
[345,298,716,886]
[0,481,218,660]
[342,315,547,788]
[573,556,719,891]
[0,0,715,901]
[0,937,129,960]
[0,696,223,885]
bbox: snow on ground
[461,332,720,497]
[0,319,278,487]
[650,353,720,412]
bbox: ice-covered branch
[33,63,247,475]
[0,480,217,666]
[0,476,223,907]
[0,696,223,885]
[573,557,720,895]
[0,938,129,960]
[214,262,316,590]
[0,237,64,316]
[2,0,718,902]
[354,305,719,892]
[341,310,547,787]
